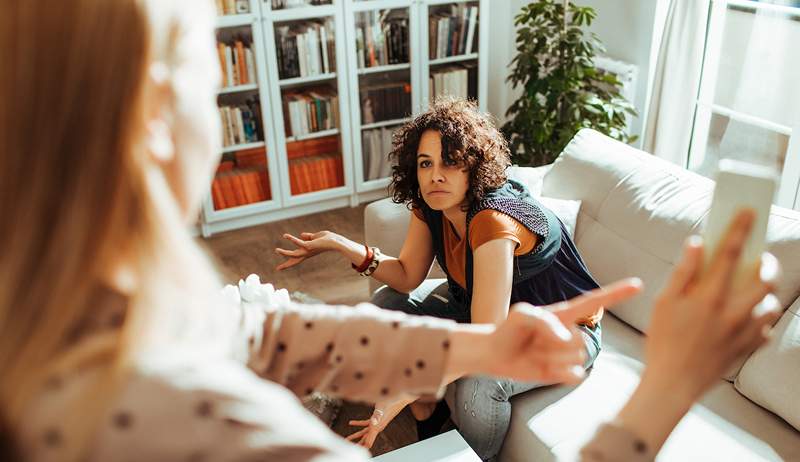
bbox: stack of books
[217,39,257,88]
[275,19,337,79]
[272,0,331,9]
[219,98,263,147]
[286,134,344,194]
[429,5,478,59]
[211,148,272,210]
[360,82,411,124]
[362,126,396,181]
[216,0,250,15]
[429,63,477,101]
[282,88,340,138]
[354,10,409,69]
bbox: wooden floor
[202,204,424,456]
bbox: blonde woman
[0,0,780,461]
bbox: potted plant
[502,0,637,166]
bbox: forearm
[332,236,420,293]
[613,370,696,455]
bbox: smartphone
[702,159,777,280]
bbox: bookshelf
[200,0,488,236]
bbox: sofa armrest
[363,198,446,294]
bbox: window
[688,0,800,209]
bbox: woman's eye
[419,160,431,168]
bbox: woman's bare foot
[409,400,437,421]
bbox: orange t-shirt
[413,208,538,290]
[413,208,602,327]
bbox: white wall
[487,0,663,147]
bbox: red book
[234,148,267,168]
[218,174,238,207]
[311,156,331,191]
[211,178,227,210]
[238,171,255,204]
[217,160,235,173]
[334,155,344,186]
[289,161,301,195]
[231,173,247,205]
[327,154,341,188]
[299,158,314,194]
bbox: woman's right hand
[275,231,342,271]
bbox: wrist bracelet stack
[351,245,382,277]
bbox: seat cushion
[737,296,800,432]
[498,314,800,462]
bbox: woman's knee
[370,285,410,311]
[453,376,513,420]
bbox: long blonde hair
[0,0,222,457]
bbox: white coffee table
[372,430,481,461]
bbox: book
[356,11,408,68]
[275,18,335,79]
[219,98,262,147]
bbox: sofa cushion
[542,129,800,335]
[498,314,800,462]
[736,296,800,432]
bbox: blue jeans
[371,279,602,462]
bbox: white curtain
[642,0,710,166]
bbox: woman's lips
[427,190,449,195]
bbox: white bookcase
[201,0,488,236]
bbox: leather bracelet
[352,244,373,273]
[360,247,382,277]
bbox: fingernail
[570,365,585,378]
[687,235,703,247]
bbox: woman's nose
[432,166,445,183]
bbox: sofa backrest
[542,128,800,334]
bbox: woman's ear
[143,62,175,164]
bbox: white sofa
[364,129,800,461]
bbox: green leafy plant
[502,0,638,166]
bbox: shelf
[269,5,336,22]
[361,117,411,130]
[286,128,340,142]
[429,53,478,66]
[358,176,392,193]
[221,141,266,153]
[426,0,478,5]
[218,83,259,95]
[216,14,255,29]
[279,72,337,87]
[358,63,411,75]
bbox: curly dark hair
[389,97,511,210]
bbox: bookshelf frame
[201,0,488,236]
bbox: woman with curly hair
[276,97,604,460]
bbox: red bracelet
[352,244,374,273]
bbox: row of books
[220,98,263,147]
[355,11,409,69]
[272,0,331,9]
[429,63,478,101]
[215,0,250,16]
[360,82,411,124]
[217,40,257,88]
[275,20,337,80]
[429,5,479,60]
[289,153,344,195]
[211,149,272,210]
[282,88,340,138]
[362,126,396,181]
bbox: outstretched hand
[482,278,643,384]
[275,231,340,271]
